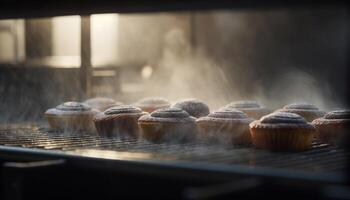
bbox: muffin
[84,97,123,111]
[94,105,147,139]
[224,100,271,119]
[45,101,99,132]
[133,97,171,113]
[138,107,197,143]
[278,103,325,122]
[312,110,350,145]
[196,108,254,145]
[173,99,210,118]
[249,112,315,151]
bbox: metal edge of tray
[0,145,345,185]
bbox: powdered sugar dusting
[173,99,210,118]
[104,105,142,115]
[226,100,263,109]
[56,102,91,111]
[324,109,350,119]
[260,111,307,124]
[283,103,319,110]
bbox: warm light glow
[91,14,119,66]
[70,149,156,161]
[141,65,153,79]
[51,14,119,67]
[52,15,80,57]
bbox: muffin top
[324,110,350,120]
[312,109,350,125]
[261,112,306,124]
[135,97,170,106]
[283,103,319,110]
[138,107,196,123]
[279,103,325,122]
[197,108,253,123]
[227,100,261,108]
[94,105,146,121]
[84,97,123,111]
[225,100,266,111]
[250,112,314,129]
[45,101,97,115]
[134,97,171,110]
[173,99,210,118]
[104,105,143,115]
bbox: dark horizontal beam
[0,0,348,19]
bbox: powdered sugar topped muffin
[173,99,210,118]
[138,107,197,143]
[94,105,147,138]
[196,108,253,145]
[249,112,315,151]
[45,102,99,132]
[278,103,325,122]
[312,109,350,145]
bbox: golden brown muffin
[278,103,325,122]
[94,105,147,139]
[138,107,197,143]
[249,112,315,151]
[173,99,210,118]
[84,97,123,111]
[224,100,271,119]
[312,110,350,145]
[45,102,99,132]
[133,97,171,113]
[196,108,254,145]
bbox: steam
[256,68,337,111]
[122,9,349,113]
[0,8,348,125]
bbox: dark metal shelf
[0,0,348,19]
[0,125,346,184]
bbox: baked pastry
[45,102,99,132]
[84,97,123,111]
[196,108,254,145]
[138,107,197,143]
[133,97,171,113]
[224,100,270,119]
[173,99,210,118]
[312,110,350,145]
[94,105,147,138]
[249,112,315,151]
[278,103,325,122]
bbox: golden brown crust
[197,120,252,145]
[45,113,98,132]
[45,102,98,132]
[312,110,350,145]
[93,105,147,138]
[138,107,197,143]
[173,99,210,118]
[196,109,253,145]
[250,126,315,151]
[139,121,197,143]
[249,112,315,151]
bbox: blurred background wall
[0,7,348,122]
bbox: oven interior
[0,2,349,199]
